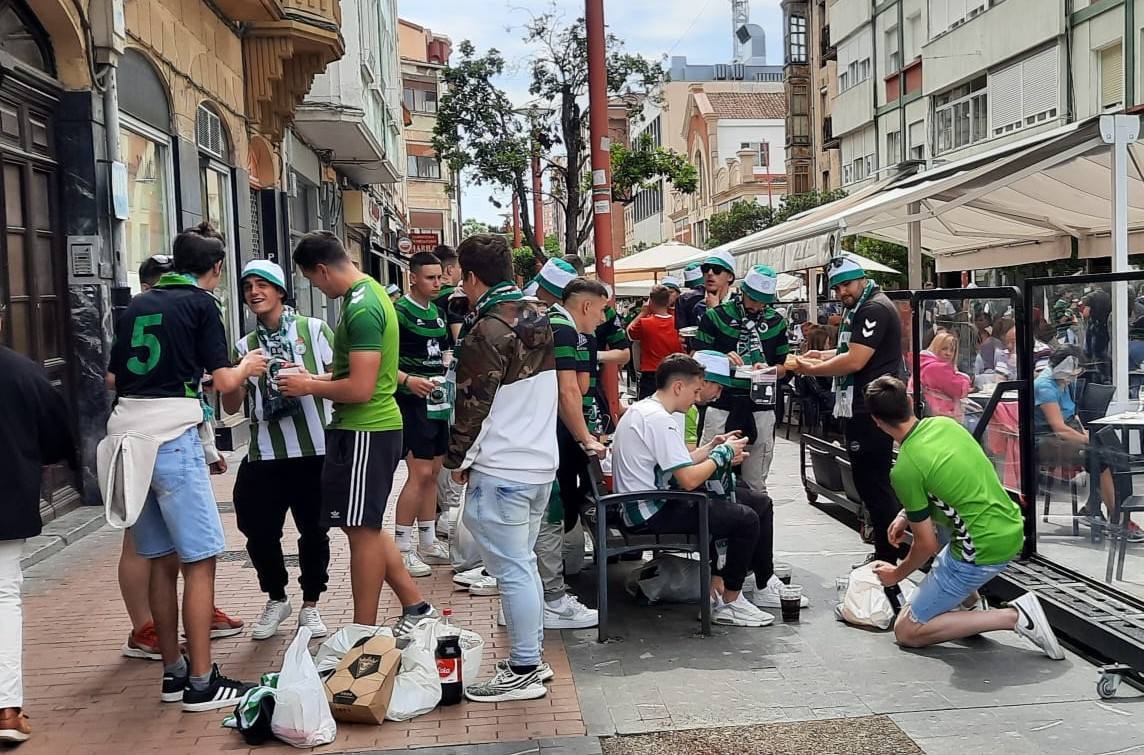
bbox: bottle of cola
[435,608,463,705]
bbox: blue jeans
[906,544,1009,624]
[132,427,226,563]
[462,470,549,666]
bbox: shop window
[120,119,175,293]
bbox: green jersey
[892,416,1023,565]
[394,294,447,396]
[329,276,402,432]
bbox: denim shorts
[906,544,1009,624]
[131,427,226,563]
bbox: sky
[397,0,784,228]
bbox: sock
[403,601,431,616]
[189,670,213,692]
[510,663,538,675]
[164,656,187,678]
[417,521,437,547]
[395,524,414,552]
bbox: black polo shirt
[848,290,904,414]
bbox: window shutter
[928,0,946,37]
[1021,47,1059,122]
[989,60,1022,134]
[1101,44,1124,108]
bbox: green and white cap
[385,283,401,296]
[241,259,287,291]
[740,264,778,303]
[522,278,540,297]
[683,262,703,287]
[693,350,734,387]
[826,253,866,288]
[661,276,682,291]
[702,248,736,278]
[536,257,578,297]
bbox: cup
[780,585,804,623]
[442,349,454,368]
[835,577,849,602]
[773,562,792,585]
[277,366,303,377]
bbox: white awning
[587,240,706,276]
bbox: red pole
[532,143,544,246]
[512,195,522,249]
[586,0,619,415]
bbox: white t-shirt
[611,396,693,525]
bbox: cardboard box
[324,633,402,725]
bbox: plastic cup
[835,577,849,602]
[277,366,302,377]
[780,585,804,623]
[773,563,792,585]
[442,349,454,368]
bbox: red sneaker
[121,621,162,661]
[211,607,244,638]
[0,708,31,743]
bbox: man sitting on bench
[864,375,1064,659]
[611,352,778,627]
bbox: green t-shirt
[891,416,1023,565]
[329,277,402,432]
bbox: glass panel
[202,166,237,350]
[120,128,171,294]
[30,169,49,231]
[5,163,22,227]
[33,234,51,294]
[0,7,47,72]
[7,232,25,296]
[8,299,28,355]
[39,296,59,358]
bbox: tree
[849,237,908,289]
[707,201,775,248]
[543,234,562,257]
[461,218,492,240]
[610,133,697,206]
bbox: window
[633,181,663,224]
[908,120,926,160]
[933,77,988,154]
[1101,43,1124,110]
[120,118,176,294]
[929,0,992,39]
[989,47,1060,136]
[839,57,871,92]
[905,13,922,61]
[787,15,807,64]
[407,155,442,179]
[403,85,438,114]
[740,141,771,168]
[885,26,900,74]
[886,130,902,164]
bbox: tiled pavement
[16,462,585,754]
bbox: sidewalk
[14,438,1144,754]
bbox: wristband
[402,374,409,386]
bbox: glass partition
[1027,274,1144,600]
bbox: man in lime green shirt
[864,375,1063,660]
[281,231,435,633]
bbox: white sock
[417,521,437,548]
[546,595,566,610]
[395,525,414,552]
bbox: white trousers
[0,540,23,708]
[700,408,776,494]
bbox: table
[1090,412,1144,428]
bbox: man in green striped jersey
[393,251,452,577]
[222,260,333,641]
[694,264,789,495]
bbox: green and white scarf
[833,279,878,419]
[257,306,302,421]
[448,282,524,424]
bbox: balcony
[822,116,839,149]
[241,0,345,142]
[820,25,836,63]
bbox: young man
[221,260,333,641]
[105,223,267,711]
[628,285,684,399]
[280,231,436,634]
[864,376,1064,659]
[675,261,706,330]
[792,255,905,565]
[393,251,452,576]
[444,234,560,702]
[611,354,776,627]
[431,244,465,343]
[0,305,75,743]
[694,265,789,494]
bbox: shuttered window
[989,47,1059,137]
[1101,43,1124,109]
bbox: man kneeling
[865,376,1063,659]
[611,353,776,627]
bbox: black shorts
[396,393,449,460]
[321,429,402,528]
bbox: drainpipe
[93,0,130,321]
[104,65,127,298]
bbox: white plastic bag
[451,486,482,573]
[840,563,916,630]
[625,555,701,604]
[314,624,392,676]
[271,627,337,748]
[386,619,443,721]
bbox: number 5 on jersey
[127,313,164,375]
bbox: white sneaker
[453,566,486,588]
[298,605,328,638]
[251,599,292,640]
[713,595,774,627]
[748,575,809,610]
[544,594,598,630]
[418,540,451,565]
[469,574,500,596]
[402,550,432,578]
[1012,592,1064,660]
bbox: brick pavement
[16,462,585,754]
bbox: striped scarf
[457,282,523,348]
[833,279,877,419]
[257,307,302,421]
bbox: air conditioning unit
[714,63,728,80]
[196,105,224,159]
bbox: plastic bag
[625,555,701,604]
[272,627,336,748]
[839,563,917,630]
[314,624,392,676]
[451,486,482,573]
[386,619,443,721]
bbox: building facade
[398,19,459,255]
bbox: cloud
[398,0,783,226]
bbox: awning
[370,241,409,270]
[590,240,706,281]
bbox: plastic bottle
[435,609,463,705]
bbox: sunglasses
[700,264,730,275]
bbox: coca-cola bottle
[435,609,463,705]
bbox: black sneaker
[181,665,254,712]
[160,665,188,703]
